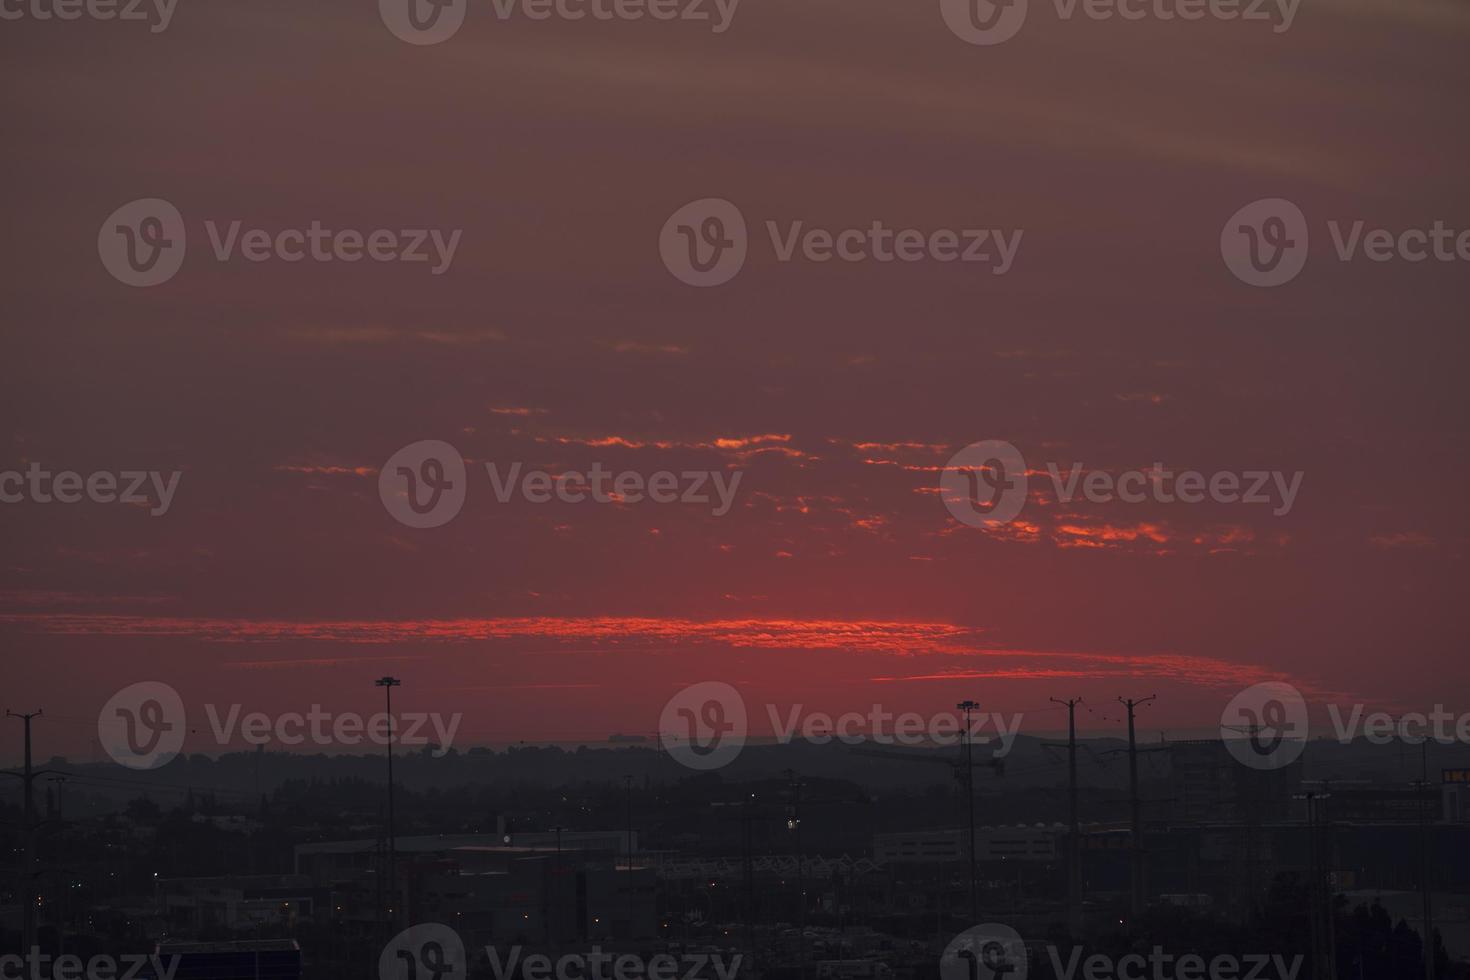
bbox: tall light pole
[375,677,401,931]
[957,699,981,923]
[5,710,48,954]
[783,769,805,980]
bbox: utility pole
[742,793,756,975]
[5,710,50,954]
[623,775,634,872]
[374,677,401,932]
[1304,791,1338,980]
[847,741,1003,933]
[1306,792,1322,980]
[957,699,981,924]
[1418,739,1436,980]
[1049,698,1083,931]
[1117,696,1155,923]
[784,769,805,980]
[49,774,66,825]
[554,825,563,951]
[374,828,385,943]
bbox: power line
[1117,695,1156,923]
[5,709,54,954]
[957,698,981,924]
[1048,697,1083,931]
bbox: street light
[375,676,401,932]
[957,698,980,923]
[623,774,634,872]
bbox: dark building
[145,940,301,980]
[1169,739,1303,823]
[292,833,656,951]
[157,875,327,936]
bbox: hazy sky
[2,0,1467,761]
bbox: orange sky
[1,0,1467,760]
